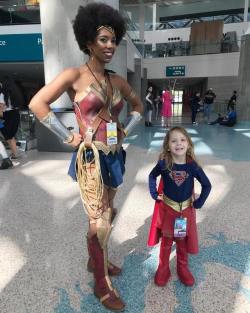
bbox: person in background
[154,95,161,121]
[0,141,13,170]
[0,83,13,169]
[203,88,216,124]
[29,3,143,311]
[148,126,211,288]
[145,86,154,127]
[227,90,237,111]
[209,106,237,127]
[0,77,20,159]
[161,88,173,128]
[191,91,201,125]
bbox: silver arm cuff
[40,111,72,142]
[123,111,142,136]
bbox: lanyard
[86,63,113,120]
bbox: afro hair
[73,2,126,54]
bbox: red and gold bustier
[73,81,124,146]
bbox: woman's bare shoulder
[60,67,82,83]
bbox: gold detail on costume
[100,293,110,303]
[96,208,113,290]
[163,194,192,212]
[112,86,123,105]
[125,89,136,101]
[96,25,115,35]
[96,207,112,248]
[76,142,104,219]
[93,140,122,155]
[75,81,122,109]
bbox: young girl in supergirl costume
[148,126,211,287]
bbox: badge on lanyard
[106,122,118,146]
[174,217,187,238]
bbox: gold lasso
[76,142,104,219]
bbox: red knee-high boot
[87,208,122,276]
[87,237,122,276]
[154,236,173,286]
[87,234,125,311]
[176,238,195,286]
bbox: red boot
[87,257,122,276]
[176,238,195,286]
[154,236,173,286]
[88,234,125,311]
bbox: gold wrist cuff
[63,133,74,144]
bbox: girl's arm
[193,165,212,208]
[148,161,162,200]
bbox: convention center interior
[0,0,250,313]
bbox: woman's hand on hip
[68,132,82,147]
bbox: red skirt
[147,180,198,254]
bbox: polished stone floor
[0,118,250,313]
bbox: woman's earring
[89,48,94,61]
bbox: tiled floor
[0,119,250,313]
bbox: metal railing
[0,3,40,25]
[144,39,241,58]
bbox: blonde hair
[159,126,198,170]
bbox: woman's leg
[148,110,153,126]
[161,116,166,127]
[0,141,13,170]
[7,138,18,158]
[87,186,125,310]
[191,109,195,123]
[155,104,158,120]
[166,117,169,127]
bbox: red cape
[147,178,163,247]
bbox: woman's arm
[0,93,6,117]
[29,68,79,119]
[114,75,143,135]
[29,68,82,147]
[145,93,153,104]
[114,75,143,114]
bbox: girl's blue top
[148,159,211,209]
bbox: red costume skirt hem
[147,200,199,254]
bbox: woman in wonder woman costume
[29,3,143,311]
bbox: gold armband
[63,133,74,144]
[126,89,136,101]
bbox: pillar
[238,33,250,120]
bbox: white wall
[125,34,141,72]
[144,22,250,45]
[143,52,240,79]
[0,24,41,34]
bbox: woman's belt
[93,140,122,155]
[163,194,192,212]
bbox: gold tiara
[96,25,115,35]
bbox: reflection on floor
[0,120,250,313]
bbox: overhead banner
[0,33,43,62]
[166,65,185,77]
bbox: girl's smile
[168,130,189,162]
